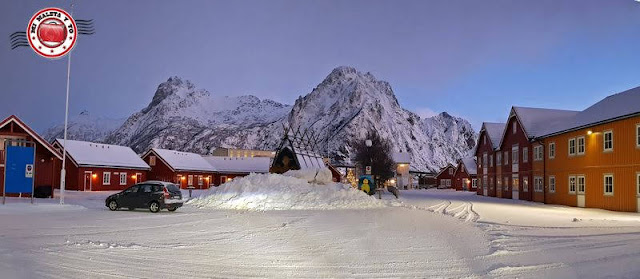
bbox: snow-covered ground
[1,188,639,278]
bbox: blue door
[4,146,35,194]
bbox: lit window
[549,142,555,159]
[198,175,203,185]
[120,172,127,185]
[149,156,156,166]
[549,176,556,193]
[603,130,613,152]
[523,177,528,192]
[188,175,194,186]
[523,147,528,163]
[103,172,111,185]
[604,174,614,196]
[568,138,576,156]
[577,136,585,155]
[569,176,576,194]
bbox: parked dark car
[105,181,183,213]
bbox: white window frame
[549,176,556,193]
[549,142,555,159]
[603,174,614,196]
[568,138,576,156]
[533,145,541,161]
[523,147,528,163]
[188,175,194,186]
[636,124,640,148]
[496,152,502,165]
[637,172,640,197]
[504,151,509,166]
[489,154,493,168]
[534,176,543,192]
[512,121,517,134]
[603,130,613,152]
[120,172,127,186]
[577,175,585,194]
[577,136,585,155]
[198,175,204,186]
[103,172,111,185]
[512,145,518,164]
[472,178,477,189]
[568,175,576,194]
[149,155,156,166]
[523,176,528,192]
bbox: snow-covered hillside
[42,110,125,143]
[59,67,476,172]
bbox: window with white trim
[568,138,576,156]
[636,173,640,196]
[504,151,509,166]
[604,174,614,196]
[489,154,493,168]
[549,142,555,159]
[513,121,517,134]
[496,152,502,165]
[449,168,453,175]
[198,175,204,186]
[149,156,156,166]
[483,152,488,168]
[534,145,543,161]
[103,172,111,185]
[512,145,518,164]
[549,176,556,193]
[472,178,477,189]
[188,175,194,186]
[577,136,585,155]
[504,177,509,191]
[523,147,528,163]
[577,175,585,193]
[636,124,640,147]
[569,176,576,194]
[120,172,127,185]
[534,176,543,192]
[603,130,613,152]
[523,176,528,192]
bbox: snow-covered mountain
[99,67,476,172]
[104,77,291,153]
[284,66,476,171]
[43,110,125,143]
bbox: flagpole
[60,3,74,205]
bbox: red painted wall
[143,151,214,189]
[436,165,455,188]
[499,115,534,201]
[475,128,497,197]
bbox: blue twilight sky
[2,0,640,133]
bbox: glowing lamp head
[131,175,137,179]
[92,174,97,179]
[180,176,186,181]
[587,130,593,135]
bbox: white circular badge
[27,7,77,59]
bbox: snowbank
[187,172,385,211]
[282,168,333,184]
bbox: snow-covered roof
[151,148,216,172]
[55,139,149,169]
[393,152,411,164]
[483,122,505,149]
[542,86,640,136]
[203,156,270,174]
[512,106,579,139]
[0,115,62,160]
[461,157,477,175]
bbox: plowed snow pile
[188,169,385,210]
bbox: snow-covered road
[1,189,639,278]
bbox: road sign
[25,164,33,178]
[365,166,371,174]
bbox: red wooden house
[142,148,216,189]
[453,157,477,191]
[435,163,456,189]
[0,115,62,197]
[52,139,150,191]
[474,122,504,197]
[203,156,270,186]
[498,106,577,201]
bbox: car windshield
[165,184,180,192]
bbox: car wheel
[167,207,177,212]
[149,201,160,213]
[108,200,118,211]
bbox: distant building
[142,148,216,189]
[203,156,270,185]
[435,164,456,189]
[453,157,477,191]
[53,139,150,191]
[475,122,505,197]
[211,147,275,158]
[393,151,412,189]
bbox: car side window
[139,184,153,193]
[152,185,162,192]
[125,185,139,193]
